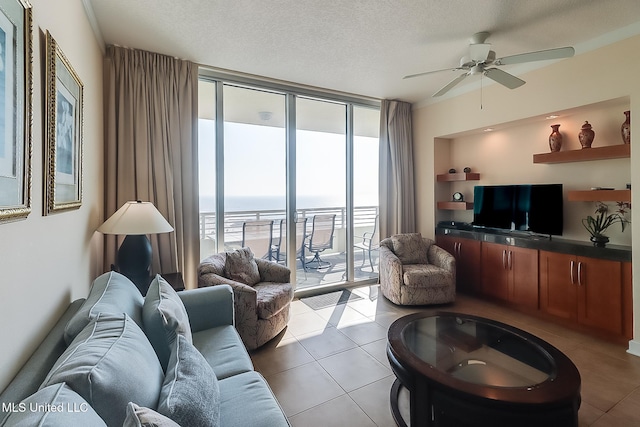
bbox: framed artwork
[0,0,32,223]
[44,31,83,214]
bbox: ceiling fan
[404,32,575,97]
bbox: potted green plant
[582,201,631,247]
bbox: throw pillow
[390,233,430,265]
[224,247,261,286]
[143,275,193,371]
[0,383,106,427]
[123,402,180,427]
[157,334,220,427]
[41,313,164,427]
[64,271,144,345]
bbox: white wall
[413,34,640,347]
[0,0,103,390]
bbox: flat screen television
[473,184,563,236]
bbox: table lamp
[98,200,174,294]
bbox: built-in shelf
[436,172,480,182]
[533,144,630,164]
[437,201,474,210]
[568,189,631,202]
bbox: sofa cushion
[64,271,144,345]
[192,325,254,380]
[1,383,106,426]
[143,275,192,371]
[218,371,290,427]
[254,282,293,320]
[224,247,261,286]
[41,313,164,427]
[123,402,180,427]
[403,264,453,288]
[391,233,430,265]
[157,334,220,427]
[193,325,253,379]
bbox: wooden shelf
[437,201,474,210]
[437,172,480,182]
[533,144,630,164]
[568,189,631,202]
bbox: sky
[198,120,379,211]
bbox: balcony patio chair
[304,214,336,270]
[354,214,379,271]
[272,218,308,269]
[242,220,274,260]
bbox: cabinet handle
[502,250,507,269]
[507,250,513,270]
[455,242,461,256]
[570,260,575,284]
[577,262,583,286]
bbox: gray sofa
[0,271,289,427]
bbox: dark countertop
[436,223,631,263]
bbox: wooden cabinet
[436,235,481,294]
[481,242,539,309]
[539,251,624,336]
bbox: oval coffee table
[387,312,581,427]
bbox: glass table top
[401,314,556,388]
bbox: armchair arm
[255,258,291,283]
[179,285,234,332]
[379,245,404,288]
[198,272,258,320]
[428,244,456,273]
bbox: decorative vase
[548,124,562,152]
[590,235,609,247]
[579,121,595,148]
[621,110,631,144]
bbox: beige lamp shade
[98,201,174,235]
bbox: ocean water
[199,195,352,212]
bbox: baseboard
[627,339,640,357]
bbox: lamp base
[117,234,152,295]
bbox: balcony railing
[199,205,379,248]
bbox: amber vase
[579,121,595,148]
[548,124,562,152]
[621,110,631,144]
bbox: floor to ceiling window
[198,73,379,291]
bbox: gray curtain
[104,46,199,289]
[379,99,416,239]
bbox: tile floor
[249,285,640,426]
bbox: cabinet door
[508,246,539,309]
[481,242,509,301]
[436,236,481,295]
[577,256,622,335]
[539,251,576,321]
[457,238,482,295]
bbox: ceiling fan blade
[484,68,525,89]
[470,43,491,62]
[433,73,469,97]
[403,67,463,80]
[495,46,575,66]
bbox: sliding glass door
[296,98,346,287]
[198,75,379,290]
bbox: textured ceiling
[87,0,640,104]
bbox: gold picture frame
[44,31,83,214]
[0,0,32,223]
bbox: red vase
[579,121,595,148]
[548,124,562,152]
[621,110,631,144]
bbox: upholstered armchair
[379,233,456,306]
[198,248,294,350]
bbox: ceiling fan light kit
[404,32,575,98]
